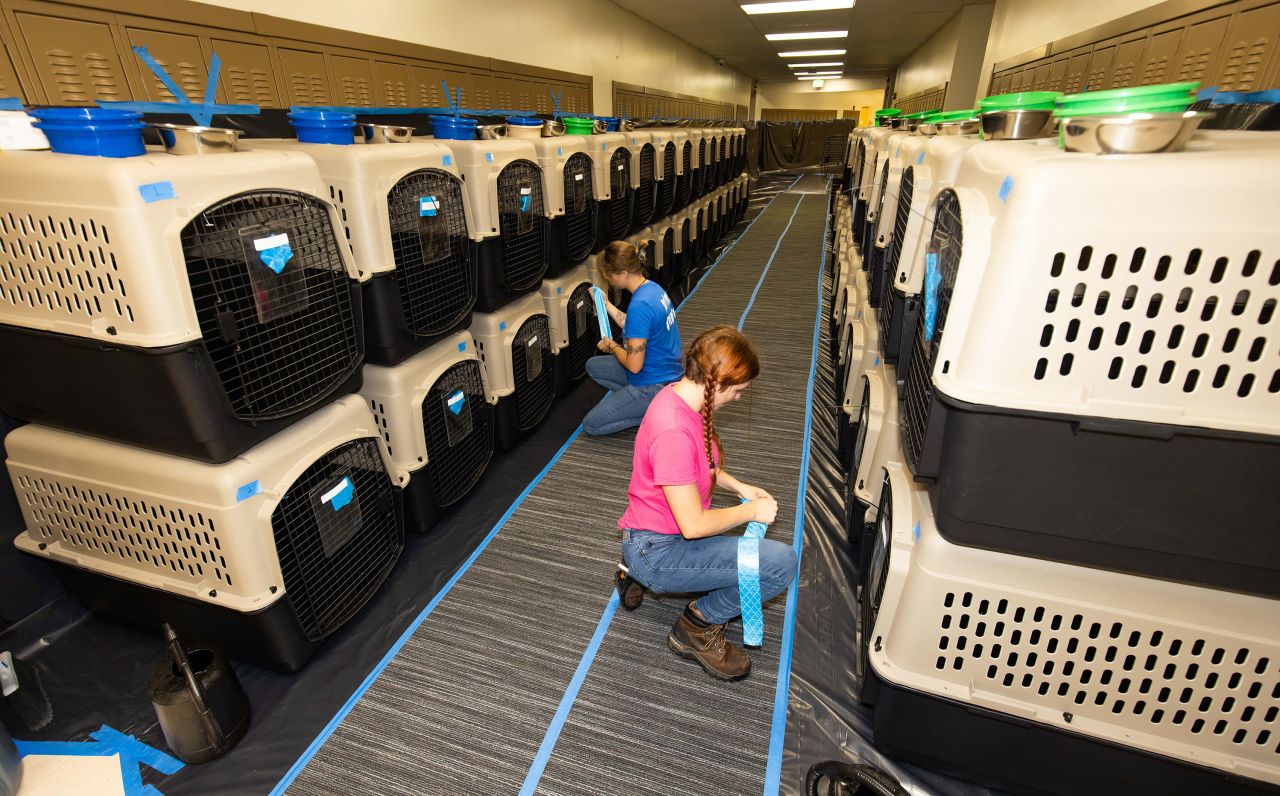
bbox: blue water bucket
[602,117,620,132]
[288,109,356,144]
[506,116,540,127]
[430,116,477,140]
[30,107,146,158]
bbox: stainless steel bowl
[1058,111,1213,154]
[154,123,241,155]
[980,109,1056,140]
[935,119,981,136]
[915,123,939,136]
[358,123,415,143]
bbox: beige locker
[212,38,279,107]
[0,40,23,100]
[330,53,373,107]
[11,10,131,105]
[470,71,494,109]
[1216,2,1280,91]
[1172,11,1231,84]
[1138,26,1184,85]
[492,75,515,109]
[1062,49,1092,95]
[278,47,331,106]
[1085,39,1118,91]
[374,60,410,107]
[1107,35,1149,88]
[122,26,208,103]
[411,64,443,107]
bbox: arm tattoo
[623,340,647,355]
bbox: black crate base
[474,238,547,314]
[493,393,551,452]
[868,668,1278,796]
[552,350,587,397]
[0,321,363,464]
[924,392,1280,598]
[362,270,475,367]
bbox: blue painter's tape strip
[92,725,183,775]
[138,181,175,204]
[485,152,494,163]
[419,196,439,217]
[442,154,453,166]
[912,521,921,542]
[591,286,612,339]
[499,321,507,332]
[924,252,942,341]
[738,194,803,330]
[133,46,191,106]
[517,591,620,796]
[763,180,829,795]
[259,244,293,275]
[738,498,768,648]
[998,175,1014,203]
[457,340,467,352]
[447,389,466,415]
[1197,85,1218,101]
[323,476,354,511]
[16,725,184,796]
[236,479,261,502]
[0,97,24,111]
[97,99,260,116]
[917,151,925,164]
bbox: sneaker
[666,604,751,681]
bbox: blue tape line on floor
[15,725,183,796]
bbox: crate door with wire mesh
[696,139,708,197]
[497,160,549,291]
[422,359,493,507]
[658,143,677,217]
[511,314,555,429]
[605,149,633,242]
[680,218,692,278]
[677,142,694,208]
[181,190,361,421]
[565,282,597,381]
[386,169,474,338]
[660,228,675,290]
[821,136,846,177]
[636,144,657,226]
[563,153,596,263]
[271,437,402,641]
[877,166,914,359]
[901,189,961,476]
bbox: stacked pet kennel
[0,126,407,671]
[839,105,1280,795]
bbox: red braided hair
[682,325,760,492]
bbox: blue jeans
[583,355,665,436]
[620,528,799,625]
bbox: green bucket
[979,91,1061,113]
[923,109,978,124]
[563,117,596,135]
[874,108,902,118]
[1054,81,1198,117]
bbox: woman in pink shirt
[615,325,798,681]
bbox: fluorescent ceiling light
[766,30,848,41]
[741,0,853,14]
[787,62,843,68]
[795,70,842,75]
[778,48,847,57]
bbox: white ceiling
[613,0,977,83]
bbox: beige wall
[973,0,1167,101]
[892,4,995,110]
[893,9,965,99]
[756,76,885,119]
[195,0,751,114]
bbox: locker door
[1216,2,1280,92]
[411,64,443,107]
[492,76,515,111]
[212,39,279,108]
[1106,35,1149,88]
[330,53,373,107]
[278,47,331,107]
[1138,27,1184,85]
[374,60,410,107]
[1063,50,1092,95]
[441,69,472,108]
[12,11,131,105]
[470,72,494,110]
[1031,60,1052,90]
[0,39,24,101]
[1172,11,1231,84]
[1085,41,1117,92]
[1047,56,1070,91]
[124,27,208,103]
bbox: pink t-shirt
[618,385,720,535]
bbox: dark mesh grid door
[271,438,402,640]
[605,149,632,241]
[902,190,962,474]
[565,282,596,380]
[677,143,693,207]
[511,314,554,429]
[182,190,361,420]
[821,136,846,177]
[657,143,676,217]
[562,153,596,262]
[661,229,675,287]
[636,145,656,225]
[387,169,473,337]
[696,140,707,196]
[877,167,914,341]
[680,219,691,273]
[717,138,729,184]
[497,160,548,290]
[422,359,493,506]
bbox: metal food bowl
[935,119,980,136]
[154,124,241,155]
[1058,111,1213,154]
[358,123,415,143]
[981,109,1057,140]
[915,123,940,136]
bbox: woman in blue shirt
[584,241,684,435]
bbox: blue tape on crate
[591,286,612,339]
[419,196,439,217]
[322,476,354,511]
[257,242,293,274]
[924,251,941,341]
[917,152,925,165]
[442,154,453,166]
[457,340,467,352]
[738,498,769,648]
[138,181,175,204]
[998,175,1014,203]
[519,189,531,213]
[447,389,466,415]
[236,480,261,502]
[0,97,24,111]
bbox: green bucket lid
[923,109,978,124]
[902,109,938,120]
[979,91,1061,112]
[875,108,902,117]
[1055,81,1198,117]
[563,116,596,134]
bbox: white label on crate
[574,173,584,181]
[253,232,290,252]
[321,476,353,509]
[447,391,466,410]
[617,164,625,171]
[0,651,18,697]
[520,187,531,195]
[527,336,538,347]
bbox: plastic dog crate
[361,331,493,533]
[627,131,658,233]
[899,132,1280,598]
[863,133,912,306]
[7,395,404,671]
[592,133,633,246]
[650,130,678,220]
[672,129,695,210]
[470,292,556,450]
[444,140,549,313]
[245,136,475,367]
[539,263,597,395]
[653,218,677,291]
[859,129,906,255]
[863,463,1280,795]
[688,129,709,199]
[0,146,364,462]
[527,136,597,278]
[675,209,696,287]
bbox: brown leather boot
[667,604,751,681]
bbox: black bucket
[148,627,251,765]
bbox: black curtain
[745,119,858,175]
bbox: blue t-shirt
[623,281,683,387]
